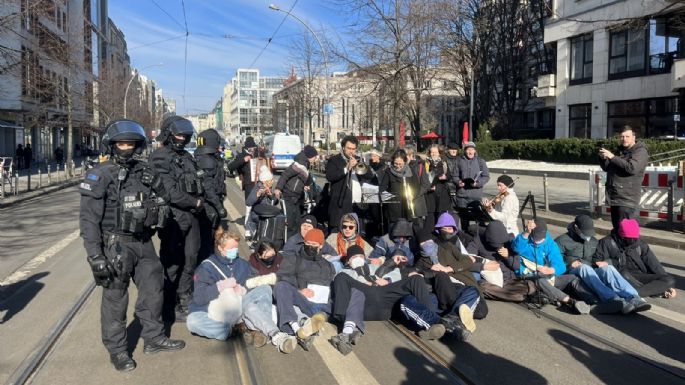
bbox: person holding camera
[79,120,185,372]
[599,125,648,230]
[150,116,206,322]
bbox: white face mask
[349,256,365,269]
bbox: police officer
[195,128,228,260]
[79,120,185,372]
[150,116,205,322]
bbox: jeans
[187,285,278,340]
[274,281,331,333]
[571,265,638,302]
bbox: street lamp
[124,63,163,119]
[268,4,330,153]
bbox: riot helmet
[102,119,147,165]
[195,129,222,155]
[158,115,195,151]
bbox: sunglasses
[342,225,356,230]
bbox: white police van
[264,133,301,172]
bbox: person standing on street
[599,125,649,230]
[79,120,185,372]
[15,144,23,169]
[195,129,228,261]
[150,116,205,322]
[274,145,319,238]
[228,136,259,237]
[23,143,32,170]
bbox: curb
[0,180,80,208]
[535,211,685,250]
[489,167,591,181]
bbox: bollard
[588,170,595,214]
[47,164,52,185]
[38,167,42,188]
[667,180,674,232]
[27,166,32,192]
[70,160,75,178]
[14,171,19,195]
[63,162,67,180]
[543,173,549,212]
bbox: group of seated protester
[185,210,677,355]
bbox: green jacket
[554,224,598,270]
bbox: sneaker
[440,314,471,342]
[418,324,446,340]
[250,330,269,347]
[458,304,476,332]
[329,333,354,355]
[621,299,636,315]
[271,332,297,354]
[297,335,315,351]
[296,312,327,339]
[629,297,651,313]
[565,299,590,315]
[349,330,362,345]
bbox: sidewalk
[487,159,600,180]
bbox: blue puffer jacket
[511,232,566,277]
[188,253,254,314]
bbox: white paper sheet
[306,284,330,304]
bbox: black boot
[110,351,136,372]
[440,314,471,342]
[144,337,186,354]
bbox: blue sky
[109,0,350,115]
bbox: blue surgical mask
[224,248,239,260]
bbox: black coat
[379,163,429,221]
[599,141,648,208]
[227,149,256,191]
[425,159,452,214]
[325,153,372,228]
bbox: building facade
[228,69,285,140]
[541,0,685,139]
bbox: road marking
[649,304,685,326]
[314,324,381,385]
[0,229,80,287]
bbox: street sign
[323,103,333,115]
[674,114,680,122]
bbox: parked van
[264,133,302,172]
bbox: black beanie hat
[346,245,365,259]
[497,175,514,188]
[531,218,548,242]
[303,145,318,158]
[244,136,257,148]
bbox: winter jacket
[512,232,566,277]
[189,253,253,313]
[379,161,430,220]
[475,222,519,281]
[326,153,373,229]
[425,158,452,214]
[227,149,256,191]
[249,252,284,276]
[593,234,668,277]
[369,234,415,265]
[282,232,339,260]
[555,224,598,270]
[325,213,373,258]
[455,155,490,201]
[416,235,479,291]
[275,152,313,203]
[487,190,520,235]
[599,141,648,208]
[277,246,336,290]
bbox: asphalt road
[0,176,683,385]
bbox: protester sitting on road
[330,246,445,354]
[482,174,520,235]
[593,219,677,300]
[414,212,488,340]
[326,213,373,263]
[369,218,415,266]
[512,219,591,314]
[598,125,649,230]
[186,229,293,350]
[274,146,319,238]
[555,215,650,314]
[274,229,333,351]
[281,215,341,271]
[249,239,284,276]
[444,212,482,257]
[245,165,275,239]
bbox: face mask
[349,257,365,269]
[303,245,319,259]
[261,254,275,266]
[439,229,456,241]
[113,147,135,165]
[534,239,545,245]
[224,248,238,260]
[620,238,638,248]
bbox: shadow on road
[0,272,49,323]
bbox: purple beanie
[618,219,640,239]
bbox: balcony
[536,74,556,98]
[671,59,685,92]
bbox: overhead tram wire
[247,0,299,68]
[181,0,190,114]
[149,0,186,30]
[129,33,188,50]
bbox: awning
[420,131,443,139]
[0,120,23,129]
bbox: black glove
[87,254,115,288]
[218,207,227,218]
[140,167,157,187]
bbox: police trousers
[159,214,201,303]
[101,238,164,354]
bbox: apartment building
[540,0,685,139]
[228,69,286,139]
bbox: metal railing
[649,148,685,165]
[0,158,88,199]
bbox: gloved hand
[218,207,227,218]
[87,254,115,288]
[140,168,158,187]
[216,277,237,292]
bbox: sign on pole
[323,103,334,115]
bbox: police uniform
[149,116,204,319]
[79,120,184,372]
[195,129,228,261]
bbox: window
[569,104,591,138]
[538,109,555,130]
[649,18,681,73]
[607,98,683,138]
[609,26,646,78]
[570,34,593,84]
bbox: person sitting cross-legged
[512,218,591,314]
[555,215,650,314]
[281,215,341,271]
[593,219,676,300]
[369,218,415,266]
